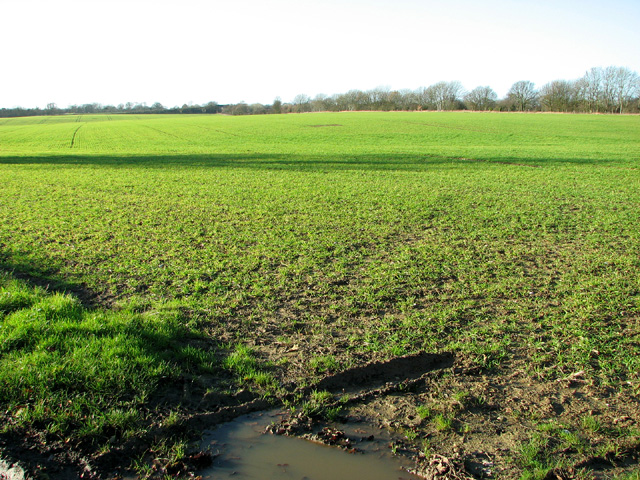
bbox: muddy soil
[2,351,639,479]
[152,350,640,479]
[263,352,640,479]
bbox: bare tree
[539,80,577,112]
[292,94,311,113]
[355,90,373,110]
[464,86,497,111]
[414,87,433,110]
[609,66,640,114]
[311,93,334,112]
[387,91,402,111]
[337,90,367,111]
[45,102,59,115]
[601,66,619,112]
[230,102,249,115]
[576,68,603,112]
[575,66,640,113]
[507,81,538,111]
[396,89,418,110]
[249,103,266,115]
[370,86,396,111]
[425,81,464,111]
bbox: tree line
[0,101,223,118]
[277,66,639,115]
[2,66,638,118]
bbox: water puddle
[200,411,422,479]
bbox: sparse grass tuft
[433,414,454,432]
[416,405,432,420]
[222,344,276,390]
[309,354,340,374]
[300,390,341,420]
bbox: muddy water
[200,411,422,480]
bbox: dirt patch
[0,433,93,480]
[3,348,639,479]
[263,353,639,479]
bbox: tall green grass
[0,269,276,448]
[0,271,221,439]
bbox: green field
[1,112,639,478]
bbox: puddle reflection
[201,411,421,479]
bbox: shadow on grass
[0,254,114,309]
[0,259,253,477]
[0,152,607,171]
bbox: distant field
[1,112,638,162]
[1,112,639,478]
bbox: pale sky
[2,0,639,109]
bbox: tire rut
[69,124,83,148]
[182,351,454,431]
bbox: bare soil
[2,348,638,479]
[262,351,639,479]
